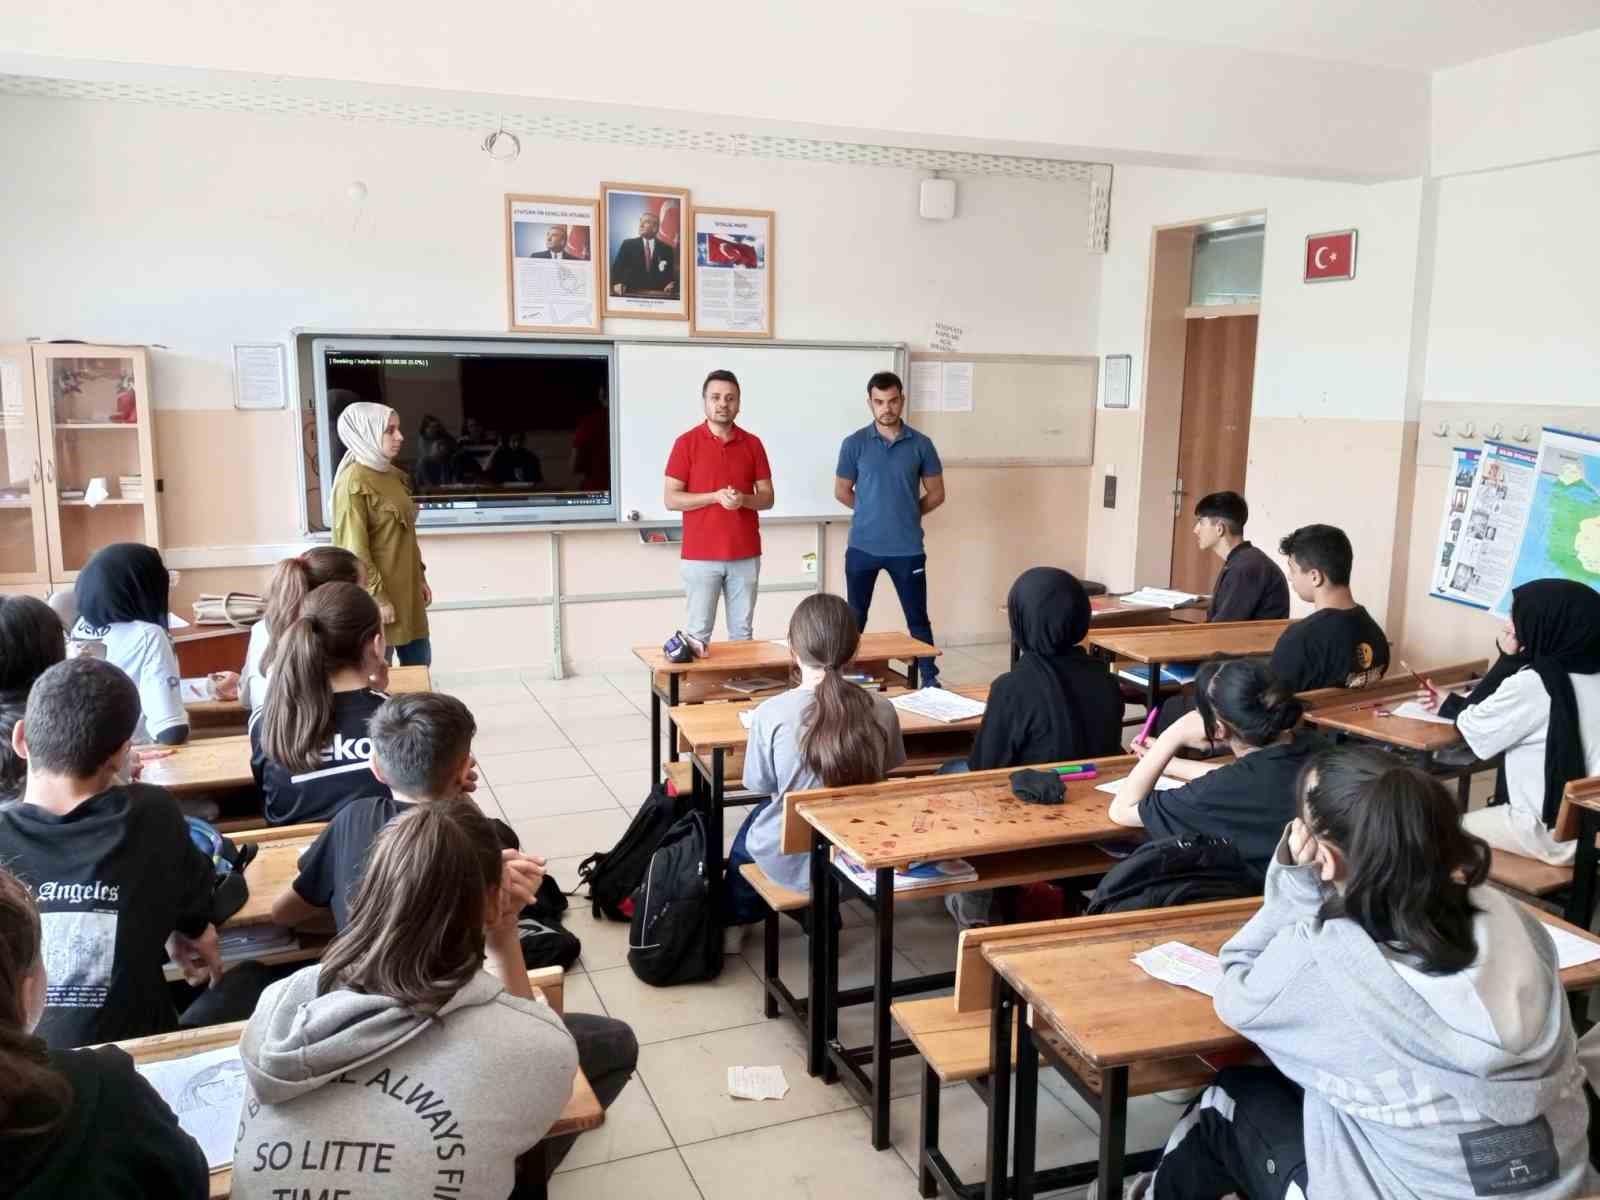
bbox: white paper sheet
[738,709,753,729]
[1131,942,1222,997]
[1095,776,1184,795]
[1120,587,1201,608]
[940,361,974,412]
[179,677,211,703]
[1546,924,1600,971]
[728,1065,790,1100]
[136,1045,247,1169]
[1383,699,1457,726]
[233,343,288,410]
[890,687,987,723]
[908,361,942,414]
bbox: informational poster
[602,181,690,321]
[940,362,974,412]
[907,361,941,413]
[691,207,773,337]
[1433,439,1538,610]
[232,343,288,410]
[1428,446,1481,602]
[505,194,600,333]
[1492,427,1600,615]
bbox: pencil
[1399,658,1439,700]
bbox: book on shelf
[1117,663,1198,688]
[835,854,978,894]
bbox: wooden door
[1168,315,1258,595]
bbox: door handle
[44,460,54,484]
[31,459,39,484]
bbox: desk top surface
[182,665,430,721]
[1303,697,1464,752]
[797,756,1134,870]
[140,735,253,794]
[670,684,989,751]
[983,903,1600,1070]
[1086,619,1292,665]
[633,631,939,675]
[233,832,319,927]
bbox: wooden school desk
[1085,619,1293,712]
[184,664,434,737]
[787,756,1140,1150]
[1000,594,1198,667]
[975,902,1600,1200]
[172,625,251,677]
[116,969,602,1200]
[632,631,939,783]
[140,735,253,795]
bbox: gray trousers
[680,555,761,642]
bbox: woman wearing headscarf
[71,543,190,745]
[1419,579,1600,864]
[946,567,1125,927]
[330,402,432,666]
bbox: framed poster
[505,194,600,333]
[1102,354,1132,409]
[690,207,774,338]
[601,182,691,321]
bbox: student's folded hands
[488,849,547,929]
[166,925,224,988]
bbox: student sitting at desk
[250,581,392,825]
[234,801,579,1200]
[1418,579,1600,866]
[1270,523,1389,692]
[268,692,637,1174]
[1111,658,1327,878]
[0,865,210,1199]
[239,546,363,714]
[70,543,192,746]
[0,658,226,1047]
[0,597,66,805]
[722,593,906,941]
[1122,748,1593,1200]
[1192,491,1289,622]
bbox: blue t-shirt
[835,423,943,556]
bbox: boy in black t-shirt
[1270,523,1391,692]
[0,657,221,1048]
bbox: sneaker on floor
[722,924,748,955]
[1084,1171,1154,1200]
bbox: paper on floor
[727,1064,790,1101]
[1131,941,1222,997]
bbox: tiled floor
[434,642,1186,1200]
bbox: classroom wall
[1088,164,1424,630]
[0,93,1098,672]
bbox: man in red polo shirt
[663,370,775,642]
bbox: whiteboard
[616,341,902,522]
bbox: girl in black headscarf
[1420,578,1600,864]
[72,544,190,746]
[967,567,1125,771]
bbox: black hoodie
[3,1045,208,1198]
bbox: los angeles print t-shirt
[0,784,215,1048]
[249,688,392,826]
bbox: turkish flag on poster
[647,197,680,246]
[1304,229,1357,281]
[707,234,759,268]
[564,224,590,259]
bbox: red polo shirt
[665,422,771,561]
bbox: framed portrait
[690,207,774,338]
[600,182,691,321]
[505,194,601,333]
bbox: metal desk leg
[1095,1066,1130,1200]
[650,678,662,783]
[871,867,896,1150]
[667,674,681,764]
[984,973,1016,1200]
[707,747,727,915]
[1146,660,1161,716]
[1568,809,1600,929]
[907,657,921,689]
[807,827,831,1076]
[1014,1009,1038,1200]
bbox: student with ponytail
[0,597,66,804]
[250,580,392,825]
[1110,656,1327,876]
[239,546,363,713]
[0,866,210,1199]
[722,593,907,929]
[1119,748,1593,1199]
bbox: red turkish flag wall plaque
[1304,229,1357,282]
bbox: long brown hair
[318,801,502,1009]
[790,593,889,787]
[262,547,363,670]
[0,869,70,1140]
[261,581,382,772]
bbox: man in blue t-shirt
[834,371,946,686]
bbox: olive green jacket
[331,463,428,647]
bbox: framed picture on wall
[505,194,601,333]
[690,207,774,338]
[601,182,691,320]
[1103,354,1132,409]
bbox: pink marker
[1135,707,1159,747]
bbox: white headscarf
[333,401,400,488]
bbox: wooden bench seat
[740,862,809,912]
[1489,848,1573,897]
[663,750,951,796]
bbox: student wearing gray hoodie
[233,800,577,1200]
[1129,748,1594,1200]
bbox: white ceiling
[914,0,1600,70]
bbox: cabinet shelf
[60,498,144,507]
[55,422,141,431]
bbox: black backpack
[626,810,722,988]
[517,874,582,970]
[577,785,681,921]
[1086,834,1261,915]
